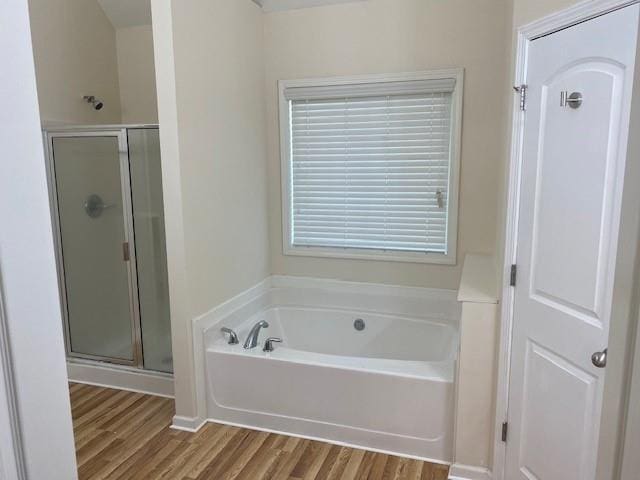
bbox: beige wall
[28,0,122,124]
[172,0,270,316]
[264,0,512,290]
[116,25,159,124]
[152,0,270,418]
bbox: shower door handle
[122,242,130,262]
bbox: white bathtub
[202,277,460,462]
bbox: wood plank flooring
[70,383,450,480]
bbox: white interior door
[0,0,78,478]
[505,6,639,480]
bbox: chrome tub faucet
[243,320,269,349]
[263,337,282,352]
[220,327,239,345]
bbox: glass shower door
[51,134,139,363]
[128,128,173,372]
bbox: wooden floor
[70,383,449,480]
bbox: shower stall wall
[45,125,172,373]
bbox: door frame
[494,1,640,479]
[620,304,640,477]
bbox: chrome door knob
[591,348,607,368]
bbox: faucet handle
[263,337,282,352]
[220,327,239,345]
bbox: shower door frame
[44,124,159,368]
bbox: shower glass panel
[51,135,137,362]
[128,129,173,373]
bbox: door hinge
[122,242,130,262]
[502,422,508,442]
[510,264,517,287]
[514,84,527,111]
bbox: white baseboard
[171,415,206,432]
[449,463,492,480]
[67,360,174,398]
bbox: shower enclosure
[44,125,172,373]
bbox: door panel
[531,63,625,323]
[519,341,597,480]
[52,135,135,362]
[506,6,639,480]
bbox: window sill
[283,244,457,265]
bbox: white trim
[171,415,207,432]
[67,360,174,398]
[619,301,640,480]
[0,280,27,479]
[620,300,640,478]
[520,0,639,39]
[448,463,492,480]
[492,25,527,480]
[42,123,159,132]
[281,246,458,265]
[283,77,456,100]
[493,2,640,480]
[278,69,463,266]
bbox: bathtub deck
[70,383,450,480]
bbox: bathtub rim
[208,341,456,382]
[230,303,459,363]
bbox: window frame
[278,69,464,265]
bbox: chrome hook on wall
[560,91,583,109]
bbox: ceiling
[98,0,152,29]
[255,0,368,13]
[98,0,367,29]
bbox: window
[279,70,463,264]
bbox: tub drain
[354,318,365,331]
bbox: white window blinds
[286,79,455,254]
